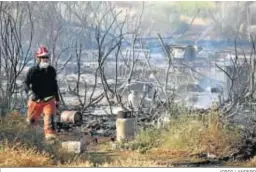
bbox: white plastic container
[116,117,136,142]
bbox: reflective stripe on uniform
[35,96,54,102]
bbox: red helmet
[35,46,50,57]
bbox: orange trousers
[27,98,57,136]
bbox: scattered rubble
[61,141,84,154]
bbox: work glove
[27,90,38,101]
[26,117,35,125]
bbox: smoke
[195,25,215,44]
[193,93,219,109]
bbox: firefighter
[23,45,60,142]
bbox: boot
[45,133,58,144]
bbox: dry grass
[160,111,242,156]
[247,156,256,167]
[0,112,90,167]
[100,158,166,167]
[130,110,242,158]
[63,157,166,167]
[0,110,246,167]
[228,156,256,167]
[0,112,167,167]
[242,156,256,167]
[0,140,53,167]
[0,113,55,167]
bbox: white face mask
[39,61,50,69]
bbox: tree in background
[0,2,34,115]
